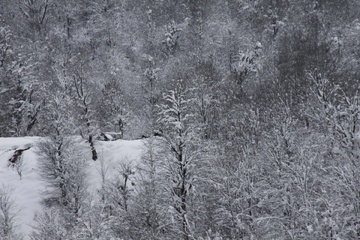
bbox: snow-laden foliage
[71,67,99,160]
[1,1,360,239]
[162,20,181,56]
[230,43,262,85]
[0,186,22,240]
[0,25,32,137]
[36,137,88,221]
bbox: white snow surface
[0,137,144,239]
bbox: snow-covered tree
[230,42,262,86]
[100,78,128,138]
[132,137,164,239]
[311,74,360,238]
[142,54,161,135]
[324,7,360,87]
[30,209,67,240]
[36,137,88,229]
[191,74,220,140]
[0,186,22,240]
[162,20,181,56]
[71,66,99,160]
[18,0,49,40]
[103,160,137,239]
[203,108,266,239]
[0,17,43,137]
[0,25,26,136]
[155,81,200,239]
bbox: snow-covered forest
[1,0,360,239]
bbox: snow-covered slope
[0,137,144,239]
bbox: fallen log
[8,146,31,167]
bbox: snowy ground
[0,137,144,239]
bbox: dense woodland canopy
[1,0,360,239]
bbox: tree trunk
[89,135,98,160]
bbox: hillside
[0,137,144,239]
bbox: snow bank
[0,137,144,239]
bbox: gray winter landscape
[1,0,360,239]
